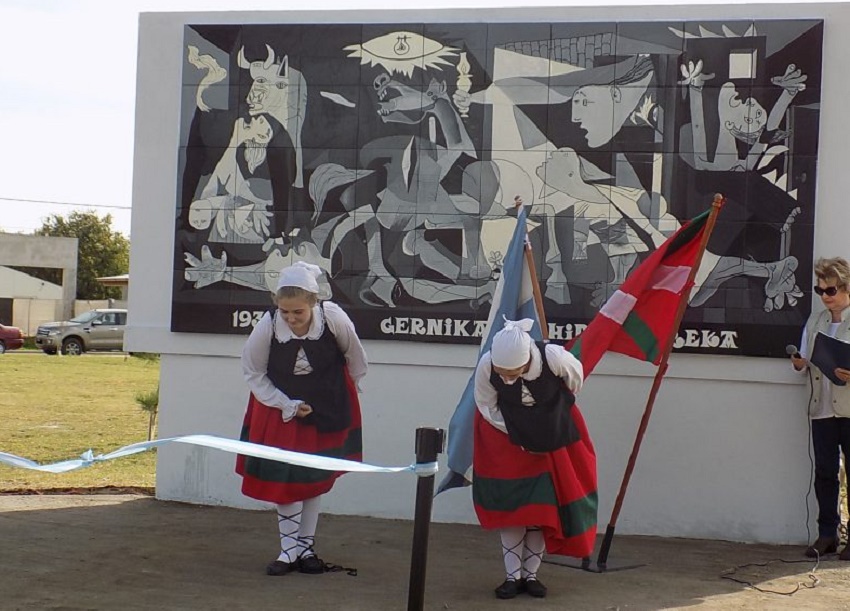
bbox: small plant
[135,387,159,441]
[130,352,161,362]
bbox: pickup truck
[34,309,127,355]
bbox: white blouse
[241,301,368,421]
[474,342,584,434]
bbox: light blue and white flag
[437,205,542,494]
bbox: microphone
[786,344,802,359]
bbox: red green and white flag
[568,209,711,376]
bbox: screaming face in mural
[188,115,276,244]
[320,32,497,308]
[679,60,807,172]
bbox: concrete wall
[128,4,850,545]
[0,234,77,319]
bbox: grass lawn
[0,354,159,492]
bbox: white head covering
[490,317,534,369]
[276,261,323,294]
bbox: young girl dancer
[473,318,597,599]
[236,261,368,575]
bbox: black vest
[266,305,351,433]
[490,341,579,452]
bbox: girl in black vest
[473,318,597,599]
[236,262,368,575]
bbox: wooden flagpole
[594,193,726,571]
[516,196,549,340]
[524,234,549,340]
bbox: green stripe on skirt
[241,428,363,485]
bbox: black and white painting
[172,20,823,357]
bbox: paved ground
[1,494,849,610]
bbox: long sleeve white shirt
[474,343,584,434]
[241,301,368,421]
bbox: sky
[0,0,820,237]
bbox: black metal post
[407,427,445,611]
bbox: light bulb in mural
[394,35,411,55]
[344,31,458,77]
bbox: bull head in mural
[237,44,307,188]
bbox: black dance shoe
[523,578,547,598]
[494,579,520,599]
[266,560,297,576]
[298,554,326,574]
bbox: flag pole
[516,196,549,340]
[524,235,549,340]
[595,193,725,571]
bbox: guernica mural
[172,20,823,357]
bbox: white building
[128,4,848,545]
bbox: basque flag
[568,208,711,376]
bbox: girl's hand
[295,403,313,418]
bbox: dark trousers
[811,417,850,537]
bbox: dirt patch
[0,494,848,610]
[0,486,155,496]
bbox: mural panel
[172,20,823,357]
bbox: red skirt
[235,368,363,504]
[472,405,597,558]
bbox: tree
[34,211,130,300]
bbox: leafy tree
[31,211,130,300]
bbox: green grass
[0,354,159,492]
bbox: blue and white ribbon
[0,434,438,477]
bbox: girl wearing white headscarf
[472,318,597,600]
[236,262,368,577]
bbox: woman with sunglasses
[790,257,850,560]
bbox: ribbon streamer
[0,434,439,477]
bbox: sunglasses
[814,285,841,297]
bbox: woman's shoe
[804,536,838,558]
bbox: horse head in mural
[237,44,307,188]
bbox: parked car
[34,309,128,355]
[0,323,24,354]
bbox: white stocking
[275,502,303,564]
[297,495,321,559]
[522,527,545,580]
[499,527,525,581]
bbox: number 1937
[232,310,265,328]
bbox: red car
[0,323,24,354]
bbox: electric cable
[0,196,130,211]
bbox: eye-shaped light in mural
[344,31,458,77]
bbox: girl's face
[492,360,531,385]
[277,295,315,336]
